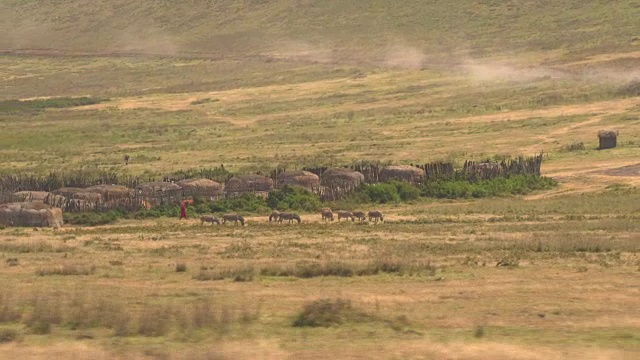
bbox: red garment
[180,203,188,219]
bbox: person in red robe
[180,201,188,220]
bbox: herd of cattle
[199,209,384,226]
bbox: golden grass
[0,192,638,358]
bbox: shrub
[193,266,255,282]
[292,299,371,327]
[209,193,269,213]
[36,264,96,276]
[267,185,322,212]
[0,328,19,343]
[394,181,421,201]
[63,211,122,226]
[176,263,187,272]
[30,321,51,335]
[137,305,169,337]
[0,97,106,113]
[420,175,556,199]
[364,183,401,204]
[562,141,585,152]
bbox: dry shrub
[293,299,372,327]
[0,328,20,343]
[36,264,96,276]
[137,305,170,337]
[0,241,73,253]
[260,259,437,278]
[0,293,21,322]
[176,263,187,272]
[193,266,255,282]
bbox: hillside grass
[3,1,640,59]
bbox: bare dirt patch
[602,163,640,177]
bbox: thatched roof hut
[321,168,365,187]
[598,129,618,150]
[13,191,50,203]
[177,178,224,197]
[0,202,63,228]
[53,188,102,202]
[278,171,320,191]
[379,165,425,183]
[135,181,182,194]
[85,185,133,200]
[225,174,274,195]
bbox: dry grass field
[1,1,639,359]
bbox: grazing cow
[269,211,281,223]
[222,213,245,226]
[337,211,354,222]
[368,210,384,223]
[352,211,367,223]
[278,213,301,224]
[200,215,220,225]
[321,208,334,222]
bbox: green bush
[394,181,421,201]
[64,210,125,226]
[0,97,106,113]
[364,183,401,203]
[209,193,269,213]
[420,175,556,199]
[267,185,322,212]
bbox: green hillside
[3,0,639,60]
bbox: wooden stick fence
[0,154,544,212]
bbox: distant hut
[598,130,618,150]
[53,188,102,202]
[85,185,133,201]
[277,171,321,192]
[12,191,50,203]
[0,202,63,228]
[135,181,181,195]
[379,165,425,184]
[177,178,224,199]
[321,168,365,187]
[225,174,274,197]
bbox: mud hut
[225,174,274,197]
[12,191,50,203]
[379,165,425,184]
[85,185,133,200]
[0,202,63,228]
[320,168,365,187]
[53,188,102,202]
[277,171,321,191]
[598,129,618,150]
[135,181,182,195]
[177,178,224,199]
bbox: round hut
[379,165,425,184]
[85,185,133,200]
[320,168,365,187]
[225,174,274,197]
[135,181,182,195]
[53,188,102,202]
[12,191,50,203]
[177,178,224,199]
[598,129,618,150]
[277,171,321,192]
[0,202,63,228]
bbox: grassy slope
[0,0,639,182]
[2,0,639,58]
